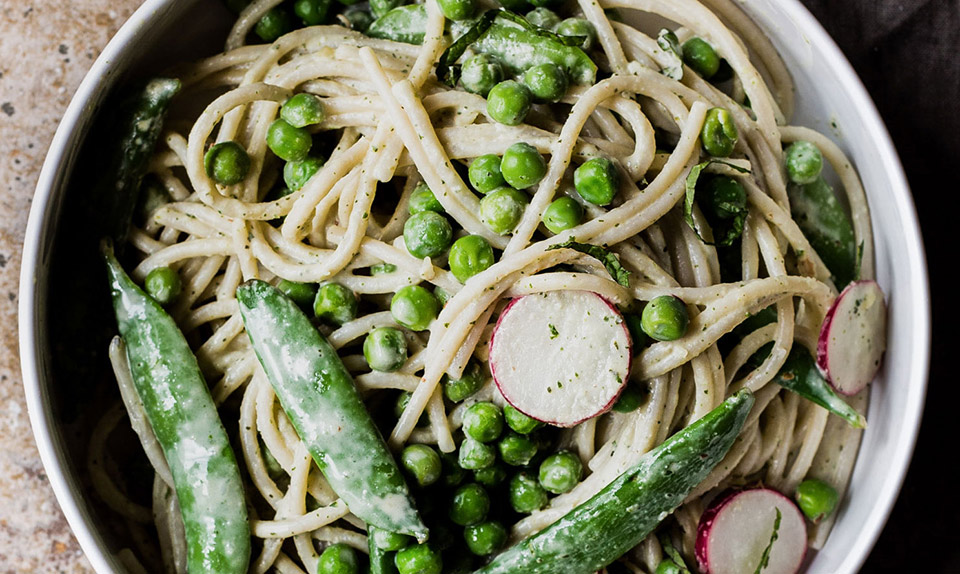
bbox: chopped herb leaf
[657,29,683,80]
[658,533,692,574]
[684,160,751,246]
[753,508,782,574]
[548,238,631,287]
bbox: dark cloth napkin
[799,1,959,571]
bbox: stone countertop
[0,1,142,571]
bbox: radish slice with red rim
[696,488,807,574]
[489,290,631,427]
[816,279,887,395]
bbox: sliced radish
[816,279,887,395]
[489,290,631,427]
[696,488,807,574]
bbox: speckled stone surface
[0,1,142,571]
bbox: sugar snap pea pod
[474,390,755,574]
[236,279,428,540]
[471,15,597,84]
[102,241,250,574]
[774,345,866,429]
[437,10,596,87]
[367,4,427,44]
[787,176,857,289]
[95,78,181,246]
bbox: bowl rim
[760,3,929,573]
[18,0,931,572]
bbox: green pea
[538,450,582,494]
[204,141,251,185]
[408,183,445,215]
[682,37,720,79]
[277,279,317,310]
[450,482,491,526]
[395,392,429,427]
[437,0,476,20]
[363,327,408,372]
[459,437,497,470]
[463,402,504,443]
[370,262,397,275]
[509,472,548,513]
[784,140,824,185]
[144,267,181,305]
[461,54,505,98]
[501,142,547,190]
[525,7,560,30]
[391,285,439,331]
[136,176,171,222]
[342,6,373,31]
[473,463,508,487]
[283,156,325,191]
[255,7,295,42]
[464,521,507,556]
[701,107,738,157]
[313,282,358,326]
[293,0,332,25]
[441,452,467,487]
[528,0,562,7]
[480,187,528,235]
[640,295,689,342]
[318,543,359,574]
[434,285,452,306]
[655,560,682,574]
[468,154,506,193]
[503,404,542,434]
[702,176,747,220]
[371,528,411,552]
[401,443,442,487]
[498,433,538,466]
[486,80,532,126]
[448,235,495,283]
[574,157,620,206]
[555,18,596,50]
[403,211,453,259]
[443,361,484,402]
[542,196,583,233]
[623,312,648,354]
[611,382,644,413]
[794,478,838,523]
[267,118,313,162]
[522,63,568,103]
[395,542,442,574]
[281,93,326,128]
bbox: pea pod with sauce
[103,241,251,574]
[236,279,429,540]
[474,390,754,574]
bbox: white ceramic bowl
[19,0,930,572]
